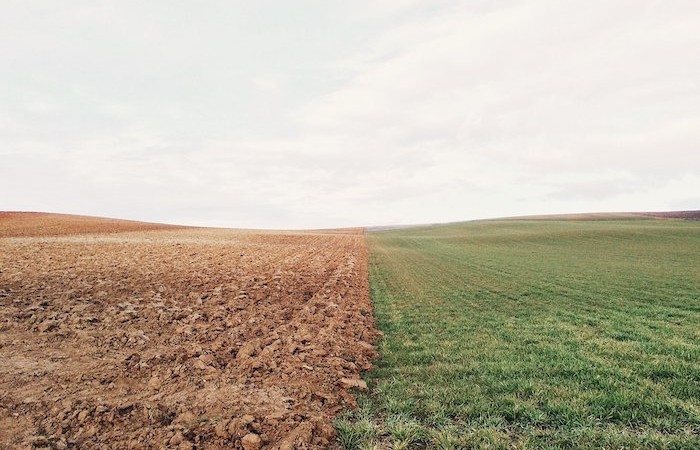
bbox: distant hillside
[639,210,700,219]
[0,212,186,237]
[497,210,700,221]
[369,210,700,232]
[3,210,697,238]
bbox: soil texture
[0,214,378,449]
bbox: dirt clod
[339,378,368,391]
[242,433,263,450]
[170,431,185,446]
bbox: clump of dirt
[0,216,379,449]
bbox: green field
[337,219,700,449]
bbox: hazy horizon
[2,1,698,229]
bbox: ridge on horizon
[2,209,698,236]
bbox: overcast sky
[1,1,698,229]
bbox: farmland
[338,218,700,449]
[2,213,699,449]
[0,213,378,449]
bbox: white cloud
[1,1,698,228]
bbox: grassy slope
[337,219,700,449]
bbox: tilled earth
[0,214,379,449]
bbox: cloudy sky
[1,1,698,228]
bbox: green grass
[337,219,700,449]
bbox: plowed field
[0,214,379,449]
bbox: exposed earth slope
[0,212,185,237]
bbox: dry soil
[0,213,378,449]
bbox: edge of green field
[336,218,700,449]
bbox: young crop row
[340,219,700,449]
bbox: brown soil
[639,210,700,219]
[0,214,379,449]
[0,212,186,237]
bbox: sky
[1,1,699,229]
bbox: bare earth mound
[0,214,379,449]
[640,210,700,219]
[0,212,185,237]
